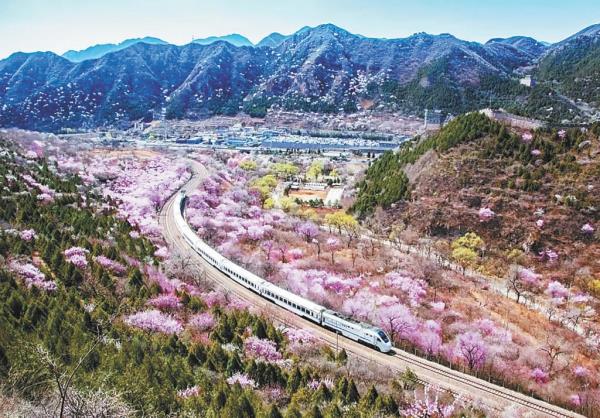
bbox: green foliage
[240,160,258,171]
[451,232,485,268]
[251,175,278,201]
[306,161,324,181]
[271,162,299,178]
[537,37,600,107]
[0,142,412,417]
[353,112,499,215]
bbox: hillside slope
[537,24,600,108]
[354,114,600,285]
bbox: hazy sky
[1,0,599,59]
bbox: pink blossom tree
[403,385,458,418]
[244,336,283,363]
[522,132,533,143]
[226,372,256,388]
[147,294,181,311]
[177,386,200,399]
[124,309,183,334]
[546,281,569,300]
[326,237,340,264]
[63,246,89,269]
[187,312,216,332]
[377,303,418,343]
[478,207,496,222]
[93,255,126,275]
[296,221,319,242]
[581,223,595,235]
[19,229,37,242]
[9,260,57,291]
[453,331,487,371]
[530,368,549,384]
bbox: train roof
[323,309,385,334]
[261,281,326,312]
[228,261,265,284]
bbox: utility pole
[424,108,428,131]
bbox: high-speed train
[173,191,392,353]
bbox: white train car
[173,192,392,353]
[219,259,265,293]
[260,282,325,323]
[322,310,392,352]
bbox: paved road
[159,161,583,418]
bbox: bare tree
[505,264,527,304]
[164,249,207,289]
[34,336,102,418]
[539,334,569,375]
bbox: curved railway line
[159,161,584,418]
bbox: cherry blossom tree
[147,294,181,311]
[403,384,459,418]
[538,334,567,374]
[377,303,418,343]
[19,229,37,242]
[244,336,283,363]
[226,372,256,388]
[153,246,170,260]
[478,207,496,222]
[284,328,321,354]
[296,221,319,242]
[187,312,216,332]
[546,281,569,300]
[385,272,427,307]
[93,255,126,275]
[64,246,89,269]
[177,386,200,399]
[530,368,549,384]
[454,331,487,371]
[506,265,539,304]
[521,132,533,143]
[581,223,595,235]
[9,260,57,291]
[326,237,340,264]
[124,309,183,334]
[308,378,334,390]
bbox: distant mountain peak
[192,34,253,47]
[485,36,549,58]
[62,36,168,62]
[256,32,288,48]
[559,23,600,44]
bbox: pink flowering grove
[124,309,183,334]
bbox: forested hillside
[0,136,475,417]
[353,113,600,300]
[352,113,501,215]
[537,24,600,108]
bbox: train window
[377,331,390,343]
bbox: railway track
[158,162,584,418]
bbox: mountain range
[61,32,294,62]
[62,37,169,62]
[1,23,599,132]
